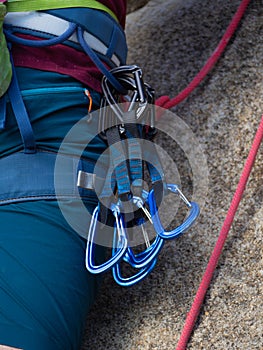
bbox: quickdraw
[85,65,200,286]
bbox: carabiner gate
[123,195,165,269]
[148,184,200,240]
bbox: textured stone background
[82,1,263,349]
[126,0,150,13]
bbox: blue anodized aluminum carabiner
[123,195,165,269]
[148,184,200,240]
[85,204,128,274]
[112,225,157,287]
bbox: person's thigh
[0,200,102,350]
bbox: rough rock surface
[82,1,263,349]
[126,0,150,13]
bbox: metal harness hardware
[86,65,200,286]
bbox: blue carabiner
[124,236,163,269]
[149,184,200,240]
[85,204,128,274]
[112,225,157,287]
[112,257,157,287]
[114,194,164,269]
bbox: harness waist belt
[0,151,101,205]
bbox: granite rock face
[126,0,150,13]
[82,1,263,349]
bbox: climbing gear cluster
[83,65,200,286]
[0,5,199,287]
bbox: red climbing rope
[155,0,252,111]
[176,114,263,350]
[154,0,262,348]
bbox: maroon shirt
[12,0,127,93]
[99,0,126,28]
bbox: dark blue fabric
[46,7,128,65]
[77,27,126,94]
[0,151,98,205]
[7,61,36,153]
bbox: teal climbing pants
[0,68,106,349]
[0,201,102,350]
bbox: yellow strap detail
[6,0,118,22]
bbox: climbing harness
[4,8,128,92]
[0,3,199,288]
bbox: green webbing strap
[6,0,118,22]
[0,3,12,97]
